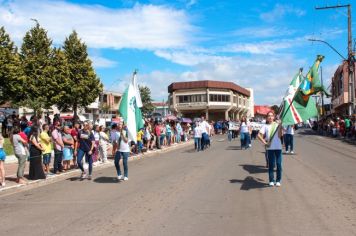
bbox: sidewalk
[1,140,193,194]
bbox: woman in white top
[258,111,283,187]
[114,122,130,181]
[240,116,252,149]
[98,126,109,163]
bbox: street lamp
[308,38,355,116]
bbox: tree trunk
[73,103,78,123]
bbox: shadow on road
[240,164,268,174]
[183,149,198,153]
[229,176,269,190]
[226,146,241,150]
[67,177,85,181]
[93,177,120,184]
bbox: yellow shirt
[40,131,52,154]
[137,130,144,142]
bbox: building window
[176,94,207,103]
[209,94,230,102]
[339,74,343,94]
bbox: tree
[139,85,154,116]
[58,31,103,119]
[20,22,66,115]
[0,27,24,104]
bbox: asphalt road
[1,129,356,236]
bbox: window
[209,94,230,102]
[177,94,207,103]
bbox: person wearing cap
[52,121,64,174]
[77,122,95,180]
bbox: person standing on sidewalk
[62,126,74,171]
[77,122,95,180]
[28,125,46,180]
[11,127,28,184]
[114,122,130,181]
[98,125,109,163]
[0,133,6,187]
[52,121,64,174]
[258,111,283,187]
[40,124,52,175]
[200,117,210,150]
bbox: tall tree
[0,26,23,104]
[139,85,154,116]
[59,30,103,119]
[20,22,65,115]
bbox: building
[152,101,171,117]
[331,61,356,116]
[168,80,253,121]
[254,105,272,121]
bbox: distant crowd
[314,116,356,139]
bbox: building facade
[331,61,356,116]
[168,80,253,121]
[152,101,171,117]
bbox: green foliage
[139,85,154,115]
[58,31,103,117]
[20,22,68,115]
[0,26,24,105]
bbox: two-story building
[331,61,356,116]
[168,80,253,121]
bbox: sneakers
[269,182,274,186]
[123,177,129,181]
[275,182,281,187]
[87,175,92,180]
[290,151,294,154]
[248,144,252,148]
[117,175,123,180]
[1,182,5,187]
[286,150,290,154]
[80,172,86,179]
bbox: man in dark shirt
[76,122,95,180]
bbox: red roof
[254,105,272,116]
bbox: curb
[0,140,194,196]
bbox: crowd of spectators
[314,116,356,140]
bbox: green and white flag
[119,71,144,142]
[281,68,318,125]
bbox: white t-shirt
[285,125,294,135]
[117,130,130,153]
[240,122,250,133]
[259,122,282,150]
[200,121,210,134]
[194,126,203,138]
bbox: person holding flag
[258,111,283,187]
[116,70,144,181]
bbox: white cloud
[0,0,195,49]
[233,26,296,39]
[260,4,305,22]
[137,52,307,104]
[90,56,118,68]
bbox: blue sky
[0,0,354,104]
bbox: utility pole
[315,4,355,116]
[321,66,325,116]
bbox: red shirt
[155,125,161,136]
[19,132,28,142]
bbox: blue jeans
[176,133,181,143]
[240,132,250,149]
[77,149,93,175]
[201,133,208,150]
[137,141,143,153]
[166,132,171,145]
[285,134,294,152]
[228,131,232,141]
[115,151,129,177]
[267,150,282,182]
[194,137,201,151]
[42,153,51,165]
